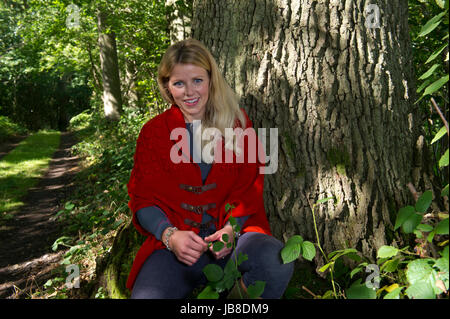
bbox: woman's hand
[204,224,234,259]
[164,228,208,266]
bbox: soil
[0,131,80,298]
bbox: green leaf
[319,261,334,273]
[423,75,449,96]
[405,281,436,299]
[197,285,219,299]
[419,64,440,80]
[425,44,448,64]
[381,258,400,273]
[418,11,446,37]
[402,213,423,234]
[377,245,399,259]
[213,241,225,252]
[316,197,334,205]
[442,184,449,197]
[406,259,439,298]
[247,280,266,299]
[383,287,404,299]
[281,235,304,264]
[345,279,377,299]
[435,218,449,235]
[431,126,447,144]
[394,206,415,230]
[435,0,446,9]
[65,202,75,210]
[416,224,434,232]
[415,190,433,213]
[439,148,449,168]
[301,241,316,261]
[203,264,223,282]
[222,233,229,243]
[237,252,248,266]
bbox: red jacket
[126,104,271,290]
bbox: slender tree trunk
[192,0,435,266]
[97,8,122,121]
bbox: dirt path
[0,131,80,298]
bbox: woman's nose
[185,83,194,96]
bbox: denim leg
[131,249,211,299]
[232,232,294,299]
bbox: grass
[0,130,61,214]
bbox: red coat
[126,104,271,290]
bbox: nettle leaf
[394,206,415,230]
[377,245,399,259]
[203,264,223,282]
[247,280,266,299]
[415,190,433,213]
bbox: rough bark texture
[97,9,123,121]
[191,0,433,267]
[166,0,192,44]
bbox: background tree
[191,0,437,268]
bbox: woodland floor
[0,132,80,298]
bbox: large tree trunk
[166,0,192,43]
[97,8,123,121]
[191,0,435,266]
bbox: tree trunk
[191,0,435,266]
[97,8,122,121]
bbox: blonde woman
[127,38,294,298]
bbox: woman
[127,38,294,298]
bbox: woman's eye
[173,81,183,87]
[194,78,203,84]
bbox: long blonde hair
[157,38,247,137]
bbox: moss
[282,131,296,160]
[326,146,350,175]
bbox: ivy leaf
[415,190,433,213]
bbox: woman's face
[167,63,210,123]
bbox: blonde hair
[157,38,247,138]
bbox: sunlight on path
[0,131,60,213]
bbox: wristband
[163,227,178,251]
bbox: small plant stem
[311,202,338,299]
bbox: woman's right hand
[164,228,208,266]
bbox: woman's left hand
[204,224,234,259]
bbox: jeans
[131,232,295,299]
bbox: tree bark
[166,0,192,43]
[191,0,435,266]
[97,8,122,121]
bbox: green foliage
[0,115,28,142]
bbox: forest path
[0,132,80,298]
